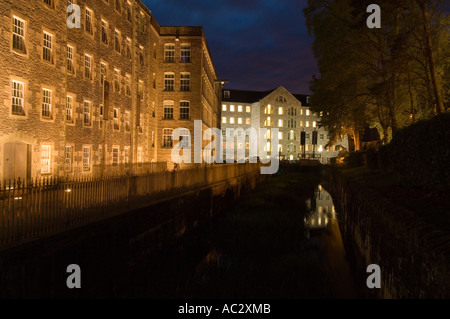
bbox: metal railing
[0,163,261,248]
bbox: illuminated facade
[0,0,221,181]
[221,86,348,163]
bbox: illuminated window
[83,146,90,171]
[100,62,107,85]
[163,101,174,120]
[265,117,272,127]
[246,118,251,125]
[67,45,74,73]
[114,69,120,91]
[124,147,130,164]
[164,44,175,62]
[84,101,91,126]
[101,20,108,44]
[306,121,310,128]
[238,105,243,112]
[164,73,174,91]
[313,121,317,128]
[222,104,227,111]
[306,109,310,116]
[137,147,143,163]
[126,38,131,58]
[125,111,130,132]
[180,73,190,91]
[139,12,145,32]
[114,29,121,52]
[112,147,119,165]
[289,130,295,141]
[13,17,26,53]
[11,80,25,115]
[230,117,235,124]
[246,106,251,113]
[138,80,144,100]
[113,108,119,130]
[278,119,283,127]
[85,54,92,79]
[163,129,173,148]
[43,32,53,63]
[238,118,243,124]
[278,107,283,115]
[65,146,72,171]
[230,105,235,112]
[278,132,283,140]
[181,44,191,63]
[222,117,227,124]
[85,8,93,34]
[180,101,190,120]
[66,96,73,122]
[41,145,51,174]
[125,74,131,96]
[42,89,52,118]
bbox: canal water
[123,167,360,299]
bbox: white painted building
[221,86,348,164]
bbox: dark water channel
[124,167,360,299]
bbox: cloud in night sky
[142,0,318,94]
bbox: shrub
[347,151,365,168]
[388,113,450,188]
[366,147,378,170]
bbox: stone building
[0,0,221,181]
[221,87,348,164]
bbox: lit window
[306,109,310,116]
[83,147,90,171]
[222,104,227,112]
[230,117,235,124]
[41,145,51,174]
[238,105,243,112]
[13,17,26,53]
[163,129,173,148]
[65,146,72,171]
[43,32,53,63]
[66,95,73,122]
[306,121,310,128]
[180,73,190,91]
[164,44,175,62]
[180,101,190,120]
[163,101,174,120]
[84,101,91,126]
[278,107,283,115]
[101,20,108,44]
[11,80,25,115]
[85,54,92,79]
[278,119,283,127]
[313,121,317,128]
[114,69,120,92]
[229,105,235,112]
[114,30,121,52]
[246,106,251,113]
[113,147,119,166]
[164,73,174,91]
[67,45,74,73]
[125,111,130,131]
[113,108,119,130]
[42,89,52,118]
[278,132,283,140]
[246,118,251,125]
[181,44,191,63]
[238,118,243,124]
[222,117,227,124]
[124,147,130,164]
[85,8,93,34]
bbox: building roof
[222,88,310,106]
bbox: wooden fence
[0,163,261,248]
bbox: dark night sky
[142,0,318,94]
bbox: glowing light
[14,197,23,200]
[65,189,72,193]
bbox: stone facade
[221,87,349,164]
[0,0,221,181]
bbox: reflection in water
[304,184,336,238]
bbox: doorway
[3,142,31,181]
